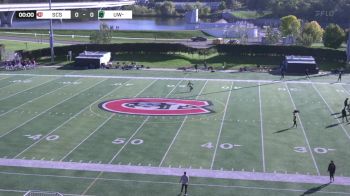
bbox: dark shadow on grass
[300,183,330,196]
[325,123,340,129]
[331,112,340,116]
[273,127,294,134]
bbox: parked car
[191,36,207,42]
[226,39,240,44]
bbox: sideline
[0,158,349,186]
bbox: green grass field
[0,68,350,195]
[231,10,272,19]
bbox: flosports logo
[99,98,213,116]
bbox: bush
[323,24,345,49]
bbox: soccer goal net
[23,190,63,196]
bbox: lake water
[9,17,196,31]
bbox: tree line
[20,43,347,63]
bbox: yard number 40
[294,147,335,154]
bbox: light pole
[49,0,54,64]
[347,25,350,64]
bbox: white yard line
[108,79,182,164]
[59,80,133,161]
[210,81,234,169]
[12,79,108,158]
[285,83,320,176]
[0,83,69,118]
[159,80,209,167]
[0,171,349,195]
[0,77,55,102]
[1,159,350,186]
[312,84,350,140]
[108,117,149,164]
[258,83,266,172]
[81,79,167,195]
[0,79,103,139]
[0,72,344,86]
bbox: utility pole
[347,25,350,64]
[49,0,55,64]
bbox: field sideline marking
[0,76,55,102]
[285,83,320,176]
[0,78,89,138]
[12,78,108,158]
[258,83,266,172]
[210,81,233,169]
[0,188,94,196]
[312,84,350,140]
[1,159,350,186]
[159,80,209,167]
[59,79,133,161]
[0,72,346,86]
[0,81,70,118]
[0,172,349,195]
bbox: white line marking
[1,173,349,195]
[159,80,208,167]
[0,77,55,102]
[0,188,94,196]
[59,79,136,161]
[12,79,108,158]
[60,115,115,161]
[0,79,90,138]
[285,83,320,175]
[108,117,150,164]
[258,83,266,172]
[0,159,350,186]
[0,82,69,118]
[210,81,233,169]
[0,72,344,86]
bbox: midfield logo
[99,98,213,116]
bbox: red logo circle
[99,98,213,116]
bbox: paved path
[0,158,349,186]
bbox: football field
[0,68,350,195]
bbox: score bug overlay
[36,10,71,19]
[16,11,36,19]
[98,10,132,19]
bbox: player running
[187,81,193,92]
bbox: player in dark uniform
[328,160,336,182]
[292,113,297,128]
[342,108,348,123]
[344,98,349,109]
[305,68,310,79]
[187,81,193,92]
[280,69,285,80]
[337,71,342,82]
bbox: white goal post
[24,190,63,196]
